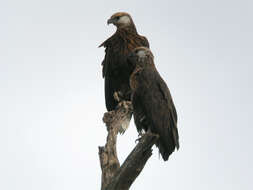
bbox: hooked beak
[107,18,116,25]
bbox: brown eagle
[128,47,179,161]
[99,12,149,112]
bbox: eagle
[99,12,149,112]
[128,47,179,161]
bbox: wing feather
[100,31,150,111]
[133,68,179,160]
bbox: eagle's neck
[117,24,138,35]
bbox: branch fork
[99,101,158,190]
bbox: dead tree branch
[98,101,158,190]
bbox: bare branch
[106,133,158,190]
[99,101,133,189]
[99,101,158,190]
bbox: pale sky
[0,0,252,189]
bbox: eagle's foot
[135,131,145,143]
[113,91,123,102]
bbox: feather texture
[129,47,179,161]
[100,16,149,111]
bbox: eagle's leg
[135,113,149,143]
[146,127,152,134]
[135,127,154,143]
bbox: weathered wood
[99,101,133,190]
[99,101,158,190]
[106,133,158,190]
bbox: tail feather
[170,111,179,150]
[156,137,176,161]
[156,127,179,161]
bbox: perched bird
[128,47,179,161]
[99,12,149,112]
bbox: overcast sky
[0,0,252,189]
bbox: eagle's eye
[135,49,139,54]
[116,16,120,20]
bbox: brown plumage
[128,47,179,161]
[99,12,149,111]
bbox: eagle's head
[127,47,154,69]
[107,12,134,28]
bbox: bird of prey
[99,12,149,112]
[128,47,179,161]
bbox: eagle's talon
[135,132,145,143]
[135,137,142,143]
